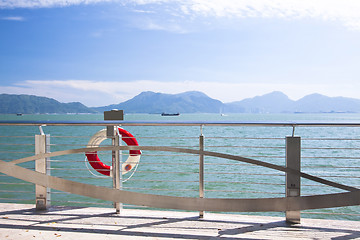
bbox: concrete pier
[0,203,359,239]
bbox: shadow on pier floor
[0,203,359,239]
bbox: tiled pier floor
[0,203,359,239]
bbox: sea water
[0,113,359,221]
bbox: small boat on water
[161,112,180,116]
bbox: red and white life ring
[85,128,141,176]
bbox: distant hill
[93,91,223,113]
[2,91,360,114]
[0,94,97,114]
[223,91,360,113]
[292,94,360,113]
[224,91,294,113]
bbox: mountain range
[0,94,97,114]
[223,91,360,113]
[1,91,360,114]
[93,91,223,113]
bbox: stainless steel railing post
[45,134,51,207]
[199,126,204,218]
[104,110,124,214]
[35,133,50,210]
[113,129,122,213]
[285,136,301,223]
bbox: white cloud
[2,1,360,30]
[1,79,360,107]
[129,0,360,30]
[134,19,190,33]
[1,16,25,21]
[0,0,110,8]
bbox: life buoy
[85,128,141,176]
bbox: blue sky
[1,0,360,107]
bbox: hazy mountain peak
[298,93,327,100]
[0,94,96,114]
[263,91,290,98]
[2,91,360,114]
[176,91,208,97]
[95,91,222,113]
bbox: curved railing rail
[7,145,358,192]
[1,145,359,208]
[1,119,359,223]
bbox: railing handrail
[2,120,360,127]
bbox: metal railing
[0,119,359,223]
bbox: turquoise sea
[0,113,359,221]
